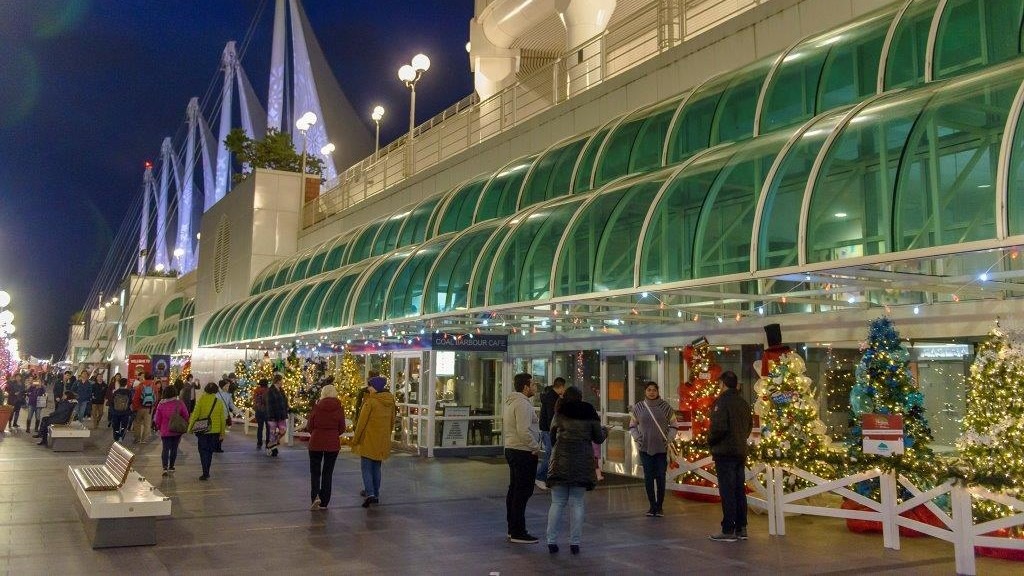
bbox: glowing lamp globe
[398,65,416,82]
[0,290,9,308]
[412,53,430,72]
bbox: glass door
[603,353,663,478]
[392,353,426,452]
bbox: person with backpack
[153,387,190,475]
[131,374,159,444]
[109,378,134,442]
[252,379,270,450]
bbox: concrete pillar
[555,0,617,49]
[470,17,521,101]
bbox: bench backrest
[104,442,136,486]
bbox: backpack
[141,384,155,407]
[112,390,131,413]
[254,390,267,412]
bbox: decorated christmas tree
[233,356,274,413]
[956,327,1024,520]
[332,351,364,418]
[848,317,939,485]
[675,338,721,464]
[280,348,307,414]
[752,350,834,475]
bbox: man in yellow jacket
[352,377,396,508]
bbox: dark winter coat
[266,385,289,420]
[547,400,606,490]
[708,388,753,460]
[538,386,560,432]
[48,398,76,425]
[307,397,346,452]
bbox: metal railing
[304,0,768,229]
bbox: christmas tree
[332,351,364,418]
[233,357,274,413]
[956,327,1024,520]
[674,339,721,465]
[848,317,939,486]
[280,348,306,414]
[752,350,834,475]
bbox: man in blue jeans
[708,370,753,542]
[535,377,565,490]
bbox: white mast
[214,41,237,203]
[267,0,287,132]
[137,163,154,275]
[155,137,172,272]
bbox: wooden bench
[67,442,172,548]
[49,420,90,451]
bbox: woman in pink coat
[153,387,190,475]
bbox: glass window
[552,350,601,409]
[305,241,331,278]
[667,80,727,164]
[521,135,590,208]
[346,221,385,265]
[255,291,290,339]
[555,175,667,296]
[884,0,940,90]
[595,98,681,186]
[324,235,352,272]
[470,224,513,308]
[397,196,442,247]
[287,251,314,284]
[488,198,586,306]
[475,155,537,222]
[318,273,361,330]
[371,208,410,256]
[695,129,793,278]
[807,90,935,263]
[297,278,335,333]
[758,109,849,269]
[607,356,628,413]
[272,261,294,289]
[436,177,489,235]
[351,255,407,324]
[423,222,502,314]
[230,296,269,342]
[934,0,1024,80]
[819,14,889,112]
[895,69,1021,250]
[385,237,452,320]
[274,283,314,336]
[713,59,771,145]
[573,126,612,193]
[641,147,736,285]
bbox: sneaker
[535,479,548,491]
[199,475,209,481]
[735,528,748,540]
[271,448,279,457]
[360,489,367,497]
[645,509,656,517]
[162,470,168,477]
[654,509,664,517]
[311,497,322,510]
[509,534,539,544]
[570,544,580,555]
[709,532,738,542]
[548,544,559,554]
[168,467,175,473]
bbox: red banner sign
[862,413,904,456]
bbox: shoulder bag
[169,400,189,434]
[643,402,681,468]
[191,398,219,435]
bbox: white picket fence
[667,459,1024,575]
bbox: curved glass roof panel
[895,66,1023,250]
[212,300,249,345]
[595,98,682,186]
[694,129,794,278]
[318,262,373,330]
[371,206,411,256]
[423,221,503,314]
[135,315,159,338]
[253,262,281,294]
[884,0,940,90]
[305,241,330,278]
[476,155,538,222]
[760,8,893,133]
[273,283,315,336]
[489,198,588,305]
[555,172,670,296]
[199,306,230,346]
[397,195,442,247]
[436,176,489,235]
[233,294,274,343]
[520,134,591,209]
[641,146,738,285]
[807,90,936,263]
[254,290,290,340]
[272,261,294,289]
[934,0,1024,81]
[713,57,773,145]
[573,126,613,193]
[324,233,354,273]
[385,237,454,320]
[352,254,408,325]
[346,221,385,265]
[287,248,316,284]
[758,108,851,270]
[297,277,336,333]
[163,296,183,319]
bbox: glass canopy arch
[520,132,593,209]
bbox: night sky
[0,0,475,358]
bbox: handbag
[169,401,188,434]
[36,394,47,408]
[192,398,219,435]
[643,401,681,469]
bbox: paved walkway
[0,419,1019,575]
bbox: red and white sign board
[128,355,151,380]
[675,411,693,441]
[862,413,904,456]
[749,414,761,445]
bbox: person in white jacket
[503,373,541,544]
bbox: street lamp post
[371,106,385,160]
[295,111,318,179]
[398,53,430,175]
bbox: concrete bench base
[74,503,158,548]
[67,466,171,549]
[49,424,90,452]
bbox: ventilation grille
[213,216,230,294]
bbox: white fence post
[766,465,779,535]
[774,466,787,535]
[952,486,977,576]
[880,470,900,550]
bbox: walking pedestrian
[153,387,190,475]
[109,378,134,442]
[265,374,290,457]
[503,372,541,543]
[252,379,270,450]
[708,370,753,542]
[215,380,236,453]
[132,373,158,444]
[74,370,92,422]
[352,377,396,508]
[629,381,675,517]
[25,379,46,433]
[188,382,225,480]
[545,386,606,554]
[535,376,566,490]
[6,374,26,431]
[89,374,107,429]
[305,384,346,510]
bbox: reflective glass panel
[437,177,488,235]
[397,196,442,247]
[476,155,537,222]
[934,0,1024,80]
[573,127,612,193]
[274,283,314,336]
[424,223,501,314]
[352,255,407,324]
[346,221,385,265]
[385,238,452,320]
[884,0,940,90]
[521,135,589,208]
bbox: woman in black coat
[544,386,606,554]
